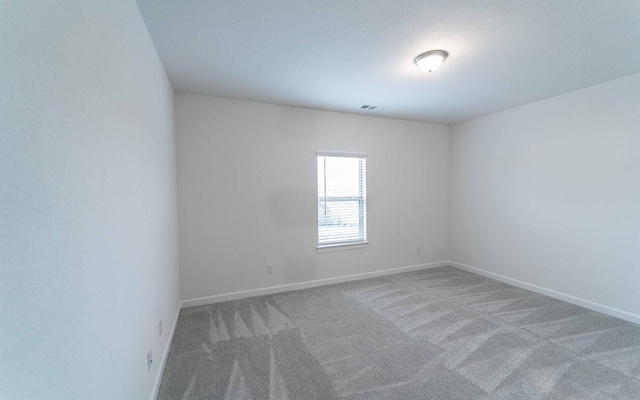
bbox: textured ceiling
[135,0,640,125]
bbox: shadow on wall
[282,257,318,284]
[276,107,321,140]
[269,188,316,228]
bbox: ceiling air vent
[360,105,386,110]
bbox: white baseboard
[449,260,640,325]
[180,261,449,309]
[149,305,181,400]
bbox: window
[317,153,367,248]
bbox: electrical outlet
[417,247,422,255]
[266,264,273,275]
[147,349,153,371]
[159,319,163,337]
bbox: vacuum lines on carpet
[157,266,640,399]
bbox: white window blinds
[317,153,367,246]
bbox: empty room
[2,0,640,399]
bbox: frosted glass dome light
[414,50,448,73]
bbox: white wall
[450,72,640,319]
[176,94,450,301]
[0,1,180,399]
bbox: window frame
[316,152,368,251]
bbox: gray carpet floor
[157,266,640,399]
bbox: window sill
[316,241,369,253]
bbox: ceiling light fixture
[414,50,448,73]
